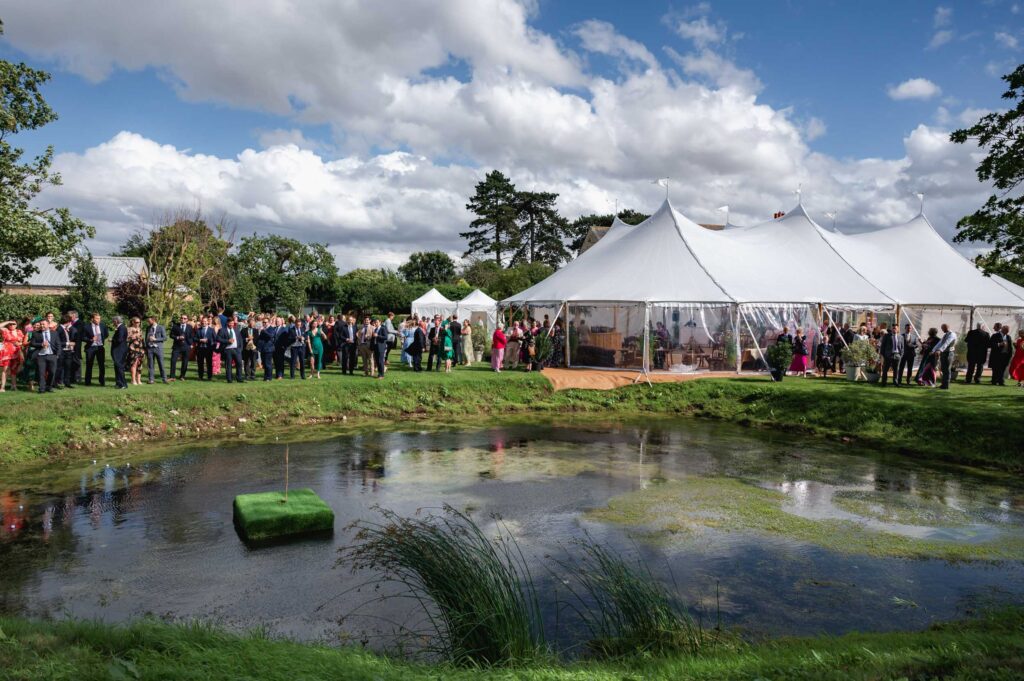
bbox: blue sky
[1,0,1020,267]
[7,0,1019,162]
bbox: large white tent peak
[411,287,457,318]
[673,202,894,306]
[818,213,1024,308]
[504,200,734,304]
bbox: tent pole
[969,306,975,330]
[634,304,653,386]
[733,304,741,373]
[565,301,573,368]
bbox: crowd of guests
[773,320,1024,390]
[489,317,565,372]
[0,308,523,393]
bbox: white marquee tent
[456,288,498,330]
[502,199,1024,374]
[411,288,457,319]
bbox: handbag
[528,345,536,357]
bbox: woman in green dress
[307,319,327,378]
[441,320,455,373]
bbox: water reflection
[1,422,1023,645]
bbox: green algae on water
[587,476,1024,561]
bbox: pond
[2,421,1023,648]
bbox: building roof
[24,257,147,289]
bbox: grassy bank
[2,610,1023,680]
[1,365,1022,470]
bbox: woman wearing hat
[0,320,18,392]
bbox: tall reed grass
[343,508,715,666]
[343,505,545,666]
[558,538,710,658]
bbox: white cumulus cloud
[887,78,942,100]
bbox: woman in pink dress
[788,329,809,376]
[1009,330,1024,387]
[491,324,507,372]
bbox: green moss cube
[233,489,334,542]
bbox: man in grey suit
[879,325,905,387]
[145,314,168,384]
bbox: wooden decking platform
[541,368,743,391]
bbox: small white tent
[456,289,498,330]
[411,288,457,319]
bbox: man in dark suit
[427,315,443,371]
[964,323,990,384]
[273,317,292,379]
[218,318,244,383]
[82,312,108,387]
[989,323,1011,386]
[145,314,168,384]
[408,322,426,371]
[57,314,77,389]
[289,316,307,380]
[110,315,129,389]
[169,314,193,381]
[897,323,918,385]
[31,321,58,393]
[257,318,278,381]
[195,316,216,380]
[879,325,904,387]
[337,315,357,375]
[240,318,258,380]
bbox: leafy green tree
[462,170,520,266]
[951,63,1024,282]
[568,209,649,253]
[336,268,413,315]
[512,191,571,267]
[60,252,110,318]
[0,21,94,287]
[460,258,503,290]
[230,235,339,313]
[398,250,456,284]
[486,262,554,301]
[111,231,151,258]
[141,208,233,321]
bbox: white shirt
[934,331,958,354]
[39,329,53,356]
[92,324,102,346]
[227,328,237,349]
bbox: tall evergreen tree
[950,63,1024,284]
[512,191,571,268]
[462,170,519,266]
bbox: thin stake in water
[283,445,289,503]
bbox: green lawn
[1,360,1022,471]
[2,609,1023,680]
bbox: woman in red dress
[1009,329,1024,387]
[0,320,18,392]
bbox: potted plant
[765,340,793,382]
[841,339,876,382]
